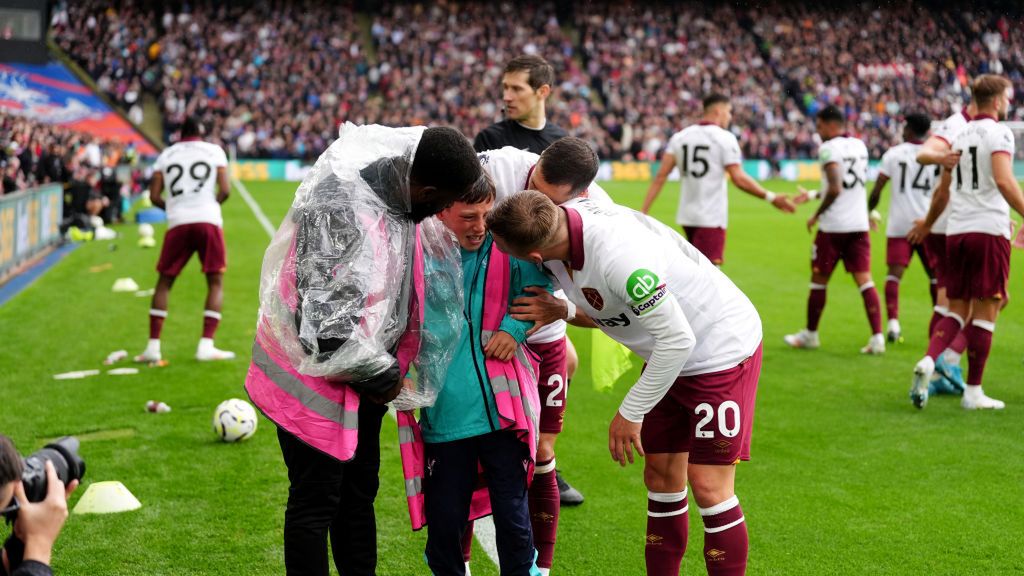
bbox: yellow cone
[72,481,142,514]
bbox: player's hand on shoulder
[940,150,962,170]
[510,286,566,335]
[483,331,517,362]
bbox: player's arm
[867,173,889,212]
[568,309,599,329]
[641,151,675,214]
[993,151,1024,218]
[808,162,842,230]
[725,164,795,213]
[907,168,951,244]
[916,135,960,169]
[149,171,165,210]
[216,166,230,204]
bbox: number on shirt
[955,147,979,191]
[898,162,933,194]
[694,401,741,439]
[545,374,565,407]
[680,145,710,178]
[841,158,865,189]
[167,161,213,197]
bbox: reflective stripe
[491,375,511,394]
[398,425,415,444]
[405,476,422,497]
[251,342,359,429]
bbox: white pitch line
[233,178,276,238]
[243,180,502,570]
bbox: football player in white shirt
[907,103,980,393]
[476,138,611,573]
[910,75,1024,410]
[135,117,234,363]
[867,113,941,343]
[786,105,885,354]
[488,191,762,576]
[641,93,795,265]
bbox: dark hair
[702,93,730,110]
[411,127,482,202]
[537,137,599,198]
[461,172,496,205]
[504,55,555,91]
[971,74,1011,108]
[817,105,845,124]
[0,434,22,486]
[904,113,931,139]
[181,116,204,138]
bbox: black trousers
[277,400,388,576]
[424,430,535,576]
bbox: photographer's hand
[12,461,77,567]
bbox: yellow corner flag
[590,331,635,391]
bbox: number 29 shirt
[152,139,228,229]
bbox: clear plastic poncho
[255,123,462,408]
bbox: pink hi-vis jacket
[397,242,541,530]
[245,229,425,462]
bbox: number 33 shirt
[817,136,870,233]
[547,199,762,422]
[153,139,228,229]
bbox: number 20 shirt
[547,199,762,422]
[152,139,228,229]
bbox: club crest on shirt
[582,287,604,310]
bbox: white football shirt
[817,136,870,233]
[548,199,762,422]
[929,109,973,234]
[153,139,228,228]
[948,116,1016,239]
[666,123,742,228]
[478,146,613,344]
[878,142,941,237]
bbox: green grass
[1,179,1023,575]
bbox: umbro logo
[533,512,555,522]
[646,533,663,545]
[713,440,732,449]
[706,548,726,561]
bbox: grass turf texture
[1,178,1023,575]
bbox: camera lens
[19,437,86,504]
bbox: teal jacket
[420,233,552,444]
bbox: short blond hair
[486,190,561,252]
[972,74,1012,108]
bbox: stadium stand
[50,1,1024,162]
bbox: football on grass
[213,399,258,442]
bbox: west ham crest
[582,288,604,311]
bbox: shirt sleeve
[604,256,695,422]
[992,126,1016,157]
[818,141,837,168]
[722,132,742,167]
[500,257,553,343]
[211,146,229,168]
[665,133,682,161]
[932,119,955,146]
[152,150,167,173]
[878,149,894,177]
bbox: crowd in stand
[48,0,1024,163]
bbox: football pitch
[2,178,1023,575]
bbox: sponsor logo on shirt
[593,313,631,328]
[626,268,660,302]
[631,284,668,317]
[582,287,604,310]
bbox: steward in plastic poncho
[245,124,482,576]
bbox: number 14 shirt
[152,139,228,229]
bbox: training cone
[72,481,142,515]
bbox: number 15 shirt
[153,139,228,229]
[547,199,762,422]
[666,123,742,229]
